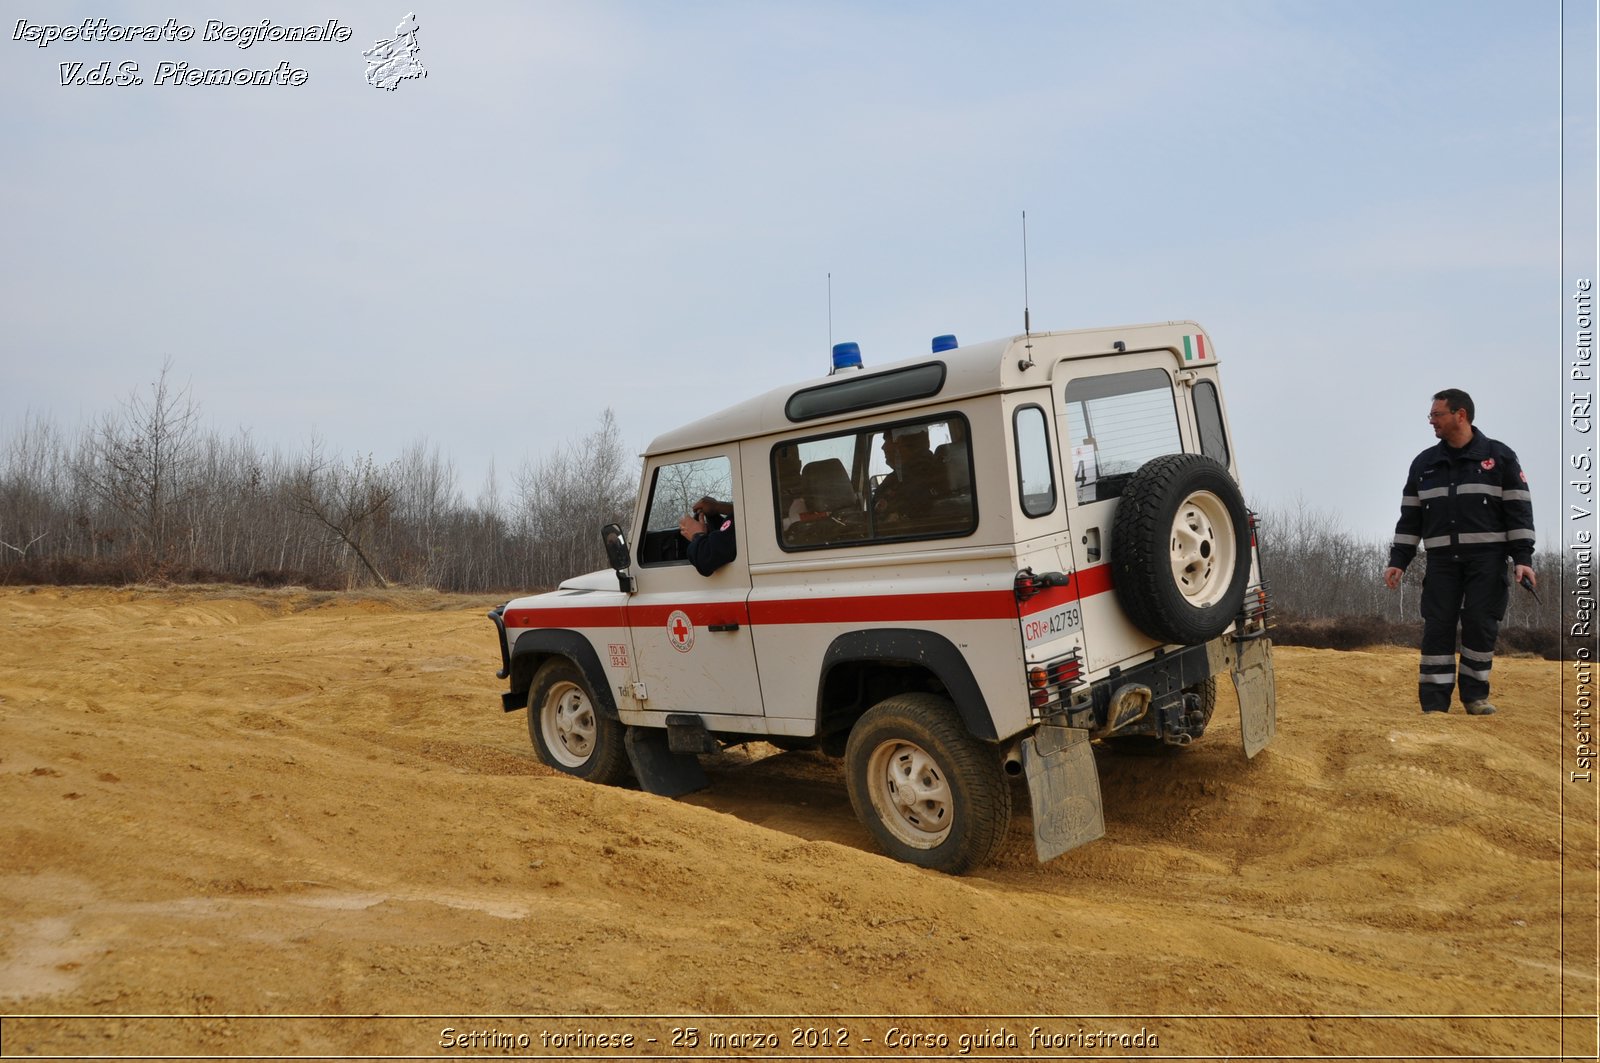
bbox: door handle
[708,623,740,632]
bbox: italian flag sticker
[1181,334,1208,362]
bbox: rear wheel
[844,693,1010,874]
[528,658,630,784]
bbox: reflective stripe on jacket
[1388,427,1535,570]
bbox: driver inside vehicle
[678,495,736,575]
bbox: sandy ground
[0,585,1594,1061]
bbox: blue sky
[1,1,1591,550]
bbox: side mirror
[601,522,634,592]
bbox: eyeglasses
[1426,410,1456,421]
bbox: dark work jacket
[872,452,942,521]
[1388,427,1535,570]
[687,516,737,576]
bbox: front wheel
[528,658,630,785]
[844,693,1010,874]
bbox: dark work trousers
[1417,552,1511,711]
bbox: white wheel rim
[866,739,953,849]
[1168,490,1236,608]
[541,682,596,768]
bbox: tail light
[1025,650,1083,715]
[1240,511,1273,634]
[1014,568,1068,603]
[1240,580,1274,633]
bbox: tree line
[0,366,1573,655]
[1255,499,1566,657]
[0,363,635,593]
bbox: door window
[638,455,734,566]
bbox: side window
[1193,380,1230,468]
[775,414,975,550]
[638,455,733,566]
[1063,368,1180,504]
[1014,405,1057,517]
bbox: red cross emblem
[667,610,694,653]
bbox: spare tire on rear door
[1111,454,1250,646]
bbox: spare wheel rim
[1168,489,1236,608]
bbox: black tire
[1187,675,1218,730]
[844,693,1010,874]
[527,658,630,785]
[1111,454,1251,645]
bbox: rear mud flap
[1233,637,1277,759]
[1021,725,1105,863]
[624,727,708,798]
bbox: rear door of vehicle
[1055,355,1184,672]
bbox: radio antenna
[827,272,834,373]
[1019,211,1035,370]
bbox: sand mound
[0,587,1591,1058]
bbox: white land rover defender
[490,322,1276,874]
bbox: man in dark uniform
[678,495,736,576]
[1383,389,1537,715]
[873,427,941,525]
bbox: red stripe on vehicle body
[749,589,1016,625]
[1019,583,1080,612]
[503,605,626,630]
[628,603,750,627]
[503,565,1116,630]
[1017,565,1114,614]
[1072,563,1115,599]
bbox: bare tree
[0,411,63,562]
[74,358,204,571]
[388,438,459,585]
[289,445,396,588]
[513,410,637,586]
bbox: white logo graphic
[666,610,695,653]
[364,12,426,91]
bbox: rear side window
[1013,405,1057,517]
[773,414,975,550]
[1063,368,1180,503]
[1193,380,1230,467]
